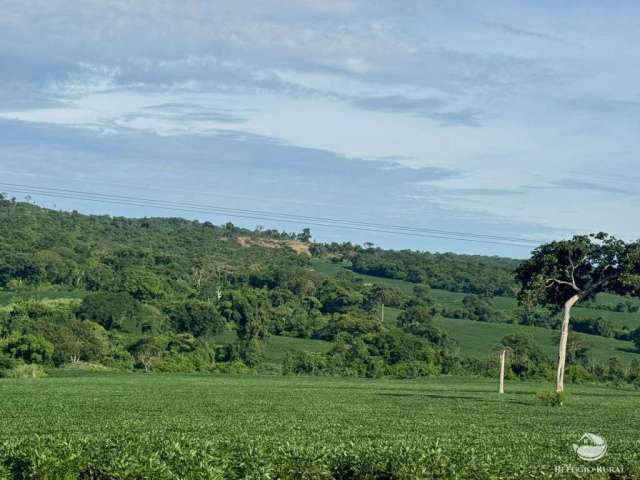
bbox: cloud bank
[1,0,639,255]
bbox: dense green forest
[1,196,639,385]
[346,248,520,296]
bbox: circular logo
[572,433,607,462]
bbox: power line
[0,182,541,249]
[0,182,540,248]
[2,181,544,244]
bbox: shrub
[1,334,54,364]
[163,300,225,337]
[282,352,328,375]
[5,364,47,379]
[386,361,439,379]
[62,362,113,373]
[76,292,140,330]
[535,390,566,407]
[566,364,592,384]
[210,360,255,375]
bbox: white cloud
[1,0,639,249]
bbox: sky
[1,0,639,257]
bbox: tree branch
[568,258,579,290]
[546,278,581,292]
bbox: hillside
[313,260,639,363]
[0,197,639,384]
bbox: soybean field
[0,374,637,479]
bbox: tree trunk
[499,349,506,394]
[556,294,580,393]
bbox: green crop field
[0,374,637,479]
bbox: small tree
[516,234,640,392]
[163,300,225,337]
[234,289,271,367]
[76,292,140,330]
[297,228,312,243]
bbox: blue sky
[1,1,639,257]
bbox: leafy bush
[565,364,593,384]
[122,267,165,301]
[210,360,256,375]
[5,364,47,379]
[61,361,114,373]
[535,390,566,407]
[1,334,54,364]
[76,292,141,330]
[282,351,328,375]
[163,300,225,337]
[500,333,552,380]
[572,316,614,337]
[386,361,440,378]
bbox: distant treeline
[343,248,520,296]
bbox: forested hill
[0,196,311,293]
[0,196,519,297]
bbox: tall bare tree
[497,348,510,394]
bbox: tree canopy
[517,233,640,309]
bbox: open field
[0,374,637,479]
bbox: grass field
[0,374,637,479]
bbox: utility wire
[0,182,541,249]
[0,182,546,245]
[0,182,543,244]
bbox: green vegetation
[516,233,640,391]
[1,199,640,477]
[0,374,638,479]
[316,262,640,363]
[372,307,639,364]
[0,198,639,384]
[347,246,520,295]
